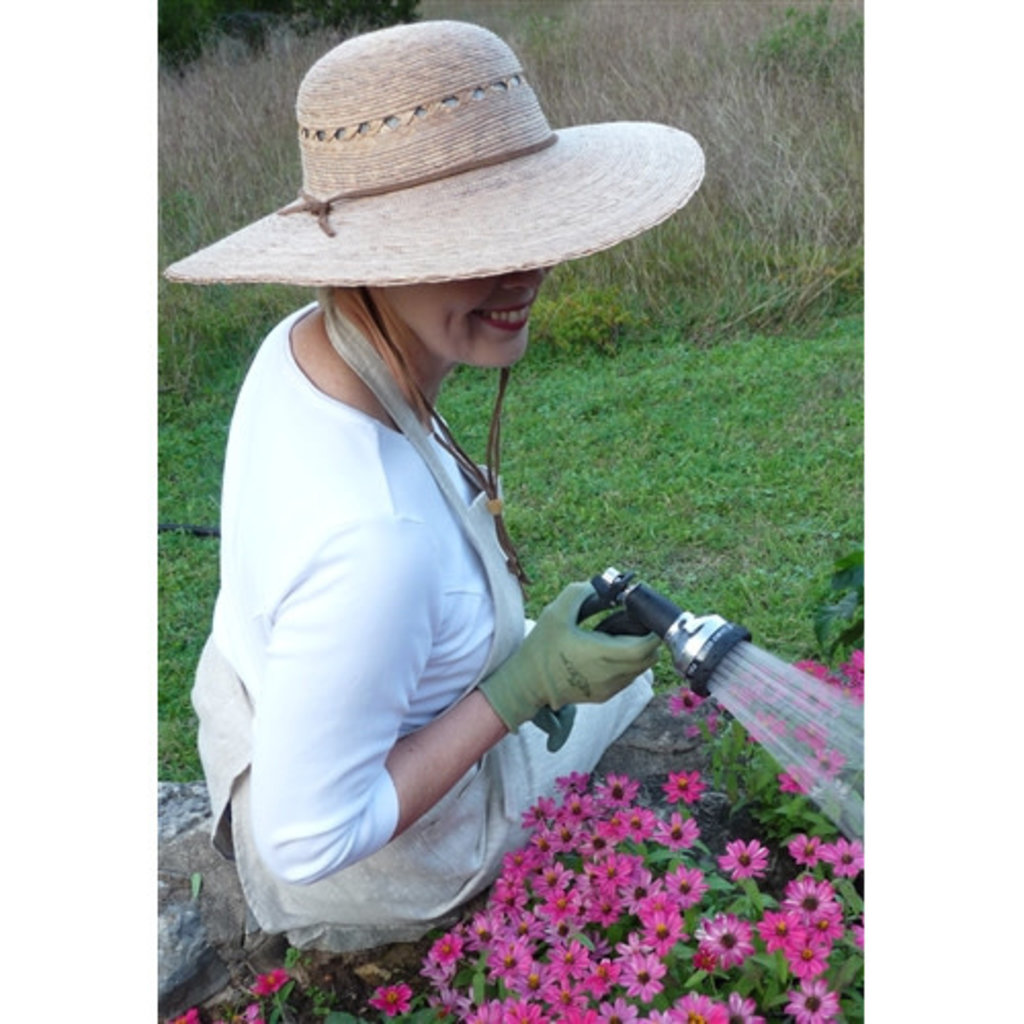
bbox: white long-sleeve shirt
[211,306,496,882]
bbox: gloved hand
[479,581,661,735]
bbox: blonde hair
[318,286,528,586]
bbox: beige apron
[192,308,653,951]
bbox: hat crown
[295,21,555,201]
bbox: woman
[165,19,705,951]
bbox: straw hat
[164,20,705,287]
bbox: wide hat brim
[163,121,704,288]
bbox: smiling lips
[475,303,533,332]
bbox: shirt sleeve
[248,514,442,883]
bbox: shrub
[158,0,420,67]
[755,2,864,83]
[529,286,649,357]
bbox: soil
[197,938,435,1020]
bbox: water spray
[579,568,864,840]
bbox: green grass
[158,311,862,781]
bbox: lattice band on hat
[298,73,532,145]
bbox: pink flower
[620,866,662,914]
[793,659,832,682]
[597,810,631,844]
[597,996,640,1023]
[778,771,807,794]
[530,824,559,858]
[784,876,838,923]
[534,859,573,895]
[556,771,592,794]
[620,949,667,1001]
[664,863,708,909]
[577,827,614,860]
[549,816,586,852]
[787,833,822,867]
[697,912,755,970]
[675,992,729,1023]
[521,958,554,998]
[488,935,533,986]
[818,837,864,878]
[428,986,473,1018]
[522,795,559,828]
[595,773,641,807]
[502,844,545,878]
[541,975,590,1013]
[166,1011,201,1024]
[812,746,846,778]
[491,874,529,915]
[559,790,599,826]
[692,944,719,972]
[668,687,704,714]
[368,983,414,1017]
[726,991,767,1024]
[465,1002,506,1024]
[502,1001,549,1023]
[561,1009,602,1024]
[639,905,686,956]
[582,882,626,928]
[536,885,584,927]
[623,804,659,843]
[583,957,622,999]
[785,978,842,1023]
[587,850,641,890]
[756,909,805,953]
[548,937,593,982]
[785,933,832,980]
[426,930,464,970]
[465,908,504,951]
[243,1006,264,1024]
[250,968,289,997]
[839,651,865,699]
[663,768,706,805]
[717,838,770,880]
[653,811,700,850]
[614,930,650,960]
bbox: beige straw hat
[164,19,705,287]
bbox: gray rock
[158,785,287,1019]
[158,781,211,843]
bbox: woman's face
[370,268,550,397]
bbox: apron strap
[319,297,525,681]
[321,297,497,571]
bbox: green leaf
[472,969,487,1006]
[829,950,864,990]
[835,877,864,915]
[831,548,864,590]
[324,1013,361,1024]
[190,872,202,900]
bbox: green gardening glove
[478,581,661,738]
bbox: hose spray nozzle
[582,567,751,697]
[536,567,752,752]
